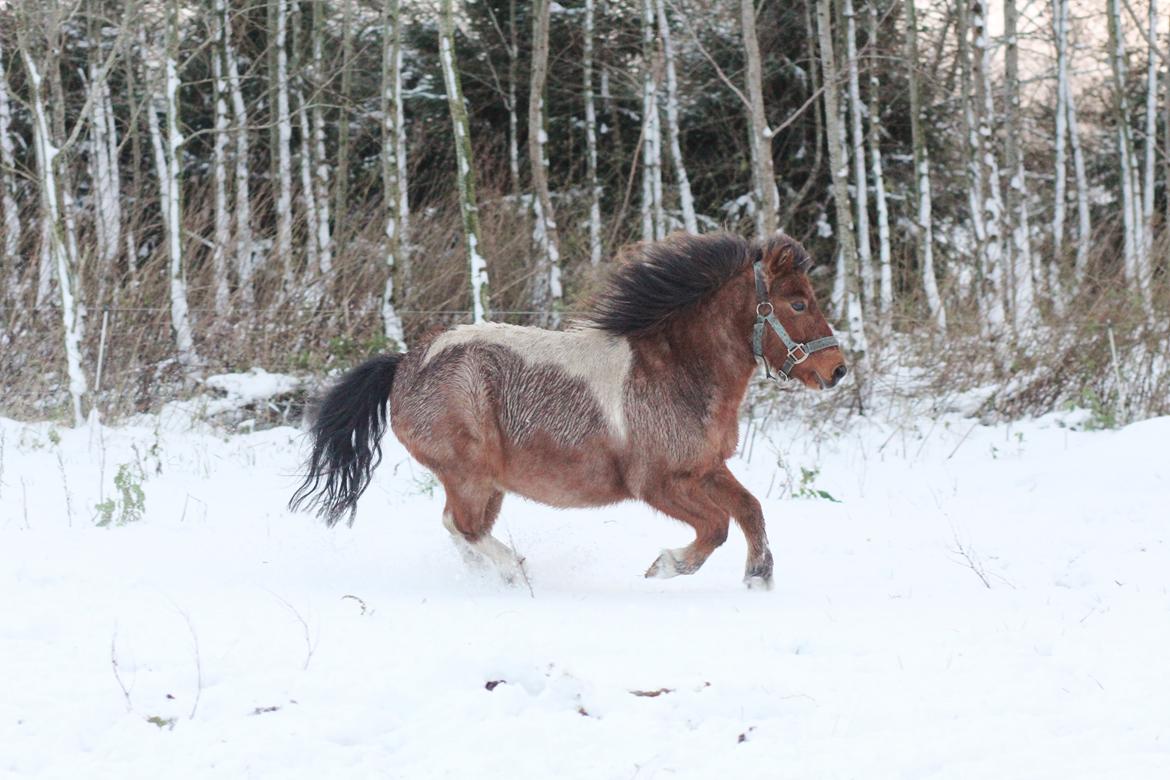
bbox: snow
[2,390,1169,778]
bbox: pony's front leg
[709,466,774,589]
[642,479,730,579]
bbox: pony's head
[755,235,847,390]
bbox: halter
[751,260,840,381]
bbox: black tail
[289,353,403,526]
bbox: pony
[290,232,846,588]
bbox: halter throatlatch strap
[751,260,839,381]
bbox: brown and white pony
[291,232,846,588]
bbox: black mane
[591,232,808,337]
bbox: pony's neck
[664,264,759,413]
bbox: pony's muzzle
[829,363,848,387]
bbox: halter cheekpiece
[751,260,839,381]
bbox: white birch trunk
[221,0,254,305]
[440,0,489,322]
[1052,0,1069,262]
[211,9,231,312]
[957,0,985,310]
[290,1,321,286]
[584,0,603,264]
[972,0,1007,335]
[529,0,563,326]
[866,1,892,319]
[640,0,664,241]
[654,0,697,234]
[1004,0,1037,334]
[24,50,87,425]
[843,0,874,310]
[1108,0,1150,309]
[904,0,944,330]
[274,0,294,291]
[0,41,22,296]
[1066,45,1091,286]
[381,0,408,350]
[741,0,778,235]
[88,63,121,276]
[507,0,520,192]
[1141,0,1157,248]
[311,0,333,278]
[146,20,200,374]
[816,0,868,357]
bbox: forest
[0,0,1167,423]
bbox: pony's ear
[760,235,812,280]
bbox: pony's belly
[499,440,628,508]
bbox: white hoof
[645,549,683,579]
[743,574,773,591]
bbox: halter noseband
[751,260,839,381]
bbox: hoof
[645,549,683,579]
[744,574,773,591]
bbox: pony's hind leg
[642,475,730,579]
[440,481,526,584]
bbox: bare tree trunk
[816,0,868,356]
[273,0,294,292]
[529,0,563,326]
[20,41,87,425]
[291,0,322,288]
[904,0,944,330]
[145,13,200,374]
[335,0,353,243]
[1108,0,1151,310]
[741,0,778,235]
[843,0,874,310]
[87,42,121,285]
[957,0,983,307]
[866,1,892,320]
[971,0,1007,336]
[440,0,489,322]
[1141,0,1157,247]
[640,0,664,240]
[655,0,697,234]
[507,0,521,192]
[1004,0,1037,333]
[584,0,603,264]
[1051,0,1068,263]
[310,0,332,280]
[221,0,254,305]
[211,3,232,312]
[1064,5,1091,289]
[0,40,23,299]
[381,0,409,350]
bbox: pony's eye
[791,300,807,312]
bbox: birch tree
[740,0,778,235]
[958,0,986,308]
[291,1,321,282]
[904,0,944,330]
[816,0,868,357]
[866,1,892,319]
[1004,0,1037,332]
[0,40,21,299]
[1108,0,1151,310]
[529,0,564,326]
[335,0,354,235]
[440,0,489,323]
[210,4,231,312]
[310,0,332,278]
[640,0,665,241]
[142,13,199,374]
[220,0,255,305]
[381,0,408,349]
[1060,0,1091,288]
[843,0,874,310]
[20,32,87,424]
[273,0,294,291]
[655,0,697,234]
[971,0,1007,334]
[584,0,603,264]
[1141,0,1157,253]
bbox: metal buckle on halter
[787,344,810,364]
[756,302,773,317]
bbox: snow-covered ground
[2,380,1169,779]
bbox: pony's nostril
[832,364,848,383]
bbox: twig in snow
[505,526,535,599]
[270,592,317,670]
[949,529,992,589]
[110,628,134,712]
[946,421,980,460]
[173,606,203,719]
[56,450,73,528]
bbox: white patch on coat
[423,322,632,439]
